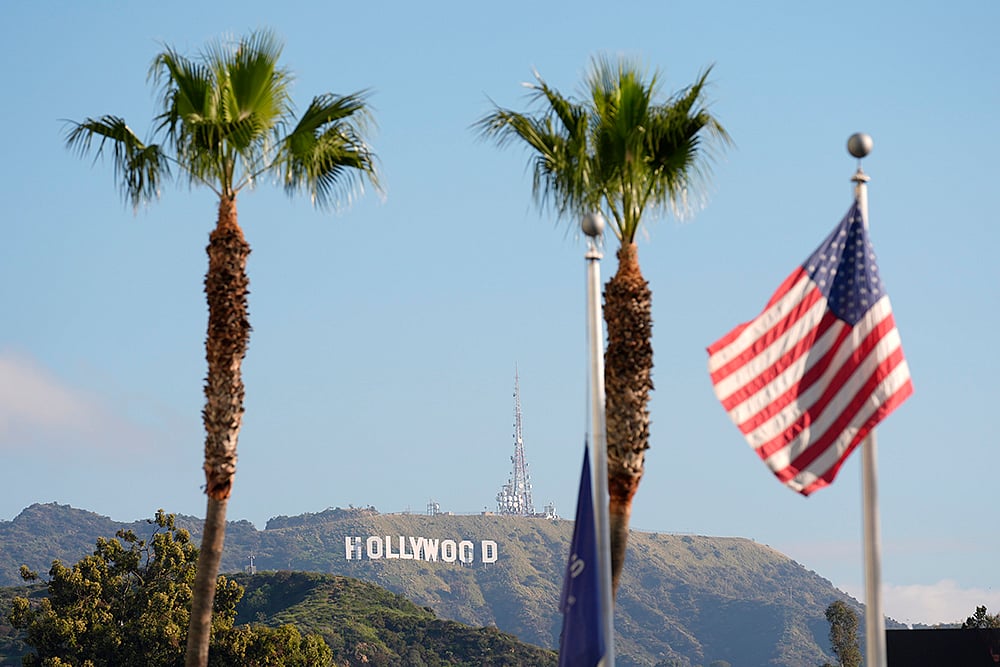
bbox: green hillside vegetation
[1,572,555,667]
[232,571,556,666]
[1,503,875,666]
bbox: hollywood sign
[345,536,498,564]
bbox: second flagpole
[583,212,615,666]
[848,132,887,667]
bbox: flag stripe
[708,267,817,376]
[777,361,913,494]
[796,373,913,494]
[710,282,830,394]
[746,300,900,453]
[715,307,842,415]
[763,338,909,469]
[730,320,849,432]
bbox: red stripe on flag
[768,342,910,493]
[754,313,904,463]
[797,375,913,495]
[710,286,827,389]
[706,267,810,360]
[782,342,909,475]
[720,309,843,415]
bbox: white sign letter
[398,536,414,559]
[423,538,440,562]
[441,539,457,563]
[366,536,383,560]
[409,536,424,561]
[481,540,498,563]
[345,536,362,560]
[385,535,399,559]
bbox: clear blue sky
[2,1,997,627]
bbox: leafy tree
[6,511,332,667]
[963,605,1000,629]
[211,623,333,666]
[824,600,861,667]
[477,55,729,595]
[64,29,379,666]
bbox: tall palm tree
[477,56,728,597]
[64,30,379,666]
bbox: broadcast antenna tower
[496,369,534,516]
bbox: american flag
[707,201,912,495]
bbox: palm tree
[64,30,379,666]
[477,56,728,596]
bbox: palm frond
[585,58,730,241]
[474,72,592,219]
[64,115,168,210]
[217,30,292,149]
[641,66,732,219]
[150,48,216,147]
[147,30,297,196]
[280,92,380,210]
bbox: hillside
[0,571,557,667]
[0,503,868,666]
[231,570,557,666]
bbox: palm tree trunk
[185,496,227,666]
[603,242,653,598]
[185,195,251,667]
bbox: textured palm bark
[603,242,653,598]
[185,195,251,667]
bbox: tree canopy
[476,56,728,244]
[963,605,1000,629]
[7,511,331,667]
[823,600,861,667]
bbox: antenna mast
[497,368,534,516]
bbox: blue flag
[558,443,606,666]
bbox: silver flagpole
[848,132,887,667]
[582,212,615,667]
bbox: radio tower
[496,369,534,516]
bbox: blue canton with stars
[803,201,884,326]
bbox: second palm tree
[478,55,729,596]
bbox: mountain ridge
[0,502,872,666]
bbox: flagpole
[848,132,887,667]
[582,212,615,666]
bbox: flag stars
[804,201,885,325]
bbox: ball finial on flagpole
[847,133,873,159]
[582,211,605,238]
